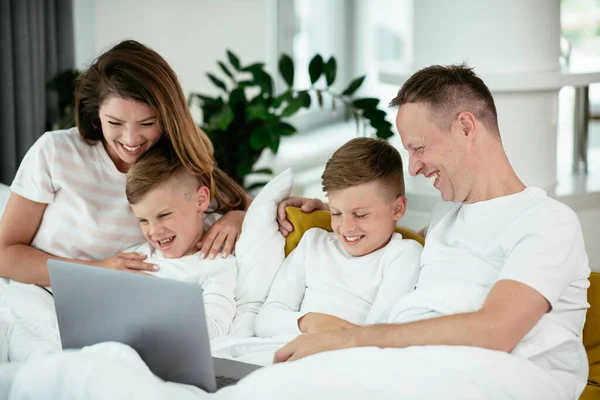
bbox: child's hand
[198,210,245,260]
[298,312,358,334]
[93,252,158,273]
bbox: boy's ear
[196,185,211,213]
[392,195,407,221]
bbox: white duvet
[0,280,61,363]
[2,339,572,400]
[0,275,578,400]
[0,283,572,400]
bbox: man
[273,64,590,399]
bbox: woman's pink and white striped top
[10,128,145,261]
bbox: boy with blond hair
[255,137,422,337]
[124,142,238,340]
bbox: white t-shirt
[10,129,145,261]
[391,187,590,397]
[254,228,422,338]
[126,242,237,340]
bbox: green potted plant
[189,51,394,190]
[46,69,80,130]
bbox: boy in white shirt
[124,142,236,340]
[254,138,422,338]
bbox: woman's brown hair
[76,40,247,212]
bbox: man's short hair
[389,64,500,136]
[321,137,405,198]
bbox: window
[277,0,349,132]
[559,0,600,174]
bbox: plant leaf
[194,94,222,108]
[209,105,234,131]
[236,157,254,178]
[370,118,393,130]
[218,61,235,80]
[246,104,271,122]
[363,108,388,122]
[237,80,255,88]
[207,73,227,92]
[227,50,241,70]
[341,75,366,96]
[272,121,297,136]
[316,90,324,108]
[249,126,272,150]
[251,69,273,97]
[324,57,337,86]
[297,90,311,108]
[279,54,294,88]
[228,87,247,109]
[352,97,380,109]
[281,100,303,117]
[252,168,273,175]
[273,91,290,109]
[308,55,324,85]
[241,62,265,72]
[269,134,281,153]
[375,127,394,139]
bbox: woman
[0,40,249,286]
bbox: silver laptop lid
[48,259,218,391]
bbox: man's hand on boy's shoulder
[297,312,358,334]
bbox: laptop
[48,259,261,392]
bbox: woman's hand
[298,312,358,334]
[93,252,158,273]
[198,210,245,260]
[277,197,328,236]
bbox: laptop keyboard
[216,375,240,389]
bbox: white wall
[74,0,275,98]
[73,0,96,70]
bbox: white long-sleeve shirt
[126,242,237,340]
[254,228,422,338]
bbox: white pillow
[230,168,293,337]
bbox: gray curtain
[0,0,74,185]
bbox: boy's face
[328,180,406,257]
[130,174,210,259]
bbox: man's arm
[275,279,549,362]
[356,280,548,351]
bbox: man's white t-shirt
[10,129,145,261]
[254,228,423,338]
[390,187,590,398]
[126,242,237,340]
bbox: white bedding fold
[2,341,572,400]
[0,281,61,362]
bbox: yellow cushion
[584,272,600,391]
[580,384,600,400]
[284,206,425,256]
